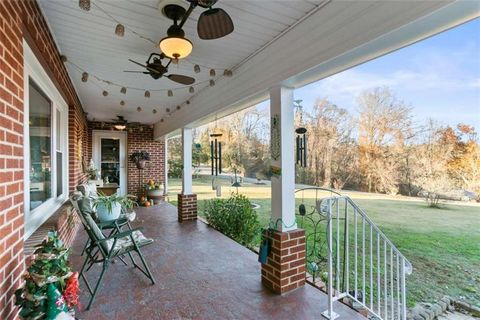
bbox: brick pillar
[178,194,198,222]
[261,229,306,294]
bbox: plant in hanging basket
[130,151,150,169]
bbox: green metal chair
[69,192,155,310]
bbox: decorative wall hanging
[270,114,280,161]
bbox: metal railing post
[322,199,339,320]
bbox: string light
[137,106,142,112]
[166,108,171,113]
[168,90,173,97]
[152,109,157,114]
[115,24,125,37]
[120,87,127,94]
[186,100,190,105]
[176,105,181,110]
[210,69,216,77]
[102,90,108,96]
[120,100,125,106]
[81,72,88,82]
[144,90,150,98]
[189,86,194,93]
[60,55,67,62]
[79,0,90,11]
[160,119,164,123]
[223,69,233,77]
[209,79,215,87]
[194,65,201,73]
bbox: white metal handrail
[320,196,412,320]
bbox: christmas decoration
[15,231,77,320]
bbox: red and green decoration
[15,231,79,320]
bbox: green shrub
[204,193,260,248]
[168,159,183,178]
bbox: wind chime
[210,128,223,196]
[294,99,308,167]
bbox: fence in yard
[295,188,412,320]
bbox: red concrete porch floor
[70,202,363,320]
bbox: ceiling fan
[158,0,234,59]
[112,115,140,130]
[124,53,195,85]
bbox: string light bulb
[189,86,194,93]
[186,100,190,105]
[60,55,67,62]
[194,64,200,73]
[102,90,108,96]
[137,106,142,112]
[209,79,215,87]
[160,119,164,123]
[144,90,150,98]
[210,69,216,77]
[153,109,157,114]
[168,90,173,97]
[115,24,125,37]
[120,87,127,94]
[79,0,90,11]
[166,108,170,113]
[223,69,233,77]
[120,100,125,106]
[176,105,181,110]
[81,72,88,82]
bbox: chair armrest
[97,217,128,228]
[96,227,144,243]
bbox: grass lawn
[167,176,480,307]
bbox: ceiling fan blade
[167,74,195,85]
[197,8,234,40]
[128,59,161,74]
[124,71,150,74]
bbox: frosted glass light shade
[159,37,193,59]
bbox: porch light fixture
[159,25,192,59]
[114,124,126,130]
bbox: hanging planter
[130,151,150,170]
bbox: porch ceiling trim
[154,0,479,139]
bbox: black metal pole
[303,134,307,167]
[210,140,214,176]
[214,138,218,176]
[218,142,222,174]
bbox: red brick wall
[87,122,165,197]
[178,194,198,222]
[0,1,87,318]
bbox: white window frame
[23,41,69,239]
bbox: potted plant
[93,192,136,221]
[130,151,150,169]
[145,180,164,205]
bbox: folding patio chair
[69,192,155,310]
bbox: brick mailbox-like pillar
[177,194,198,222]
[261,229,306,294]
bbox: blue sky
[258,18,480,130]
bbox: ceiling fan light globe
[198,8,234,40]
[159,36,193,59]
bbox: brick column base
[177,194,197,222]
[261,229,306,294]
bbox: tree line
[169,87,479,205]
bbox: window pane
[29,80,52,210]
[56,109,61,149]
[56,152,63,197]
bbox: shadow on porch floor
[71,202,363,320]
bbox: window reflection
[29,81,52,210]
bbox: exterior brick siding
[87,122,165,197]
[261,229,306,294]
[177,194,198,222]
[0,1,87,318]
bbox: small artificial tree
[15,231,79,320]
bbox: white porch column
[269,85,297,232]
[163,136,168,195]
[181,127,193,195]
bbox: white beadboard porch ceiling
[38,0,327,124]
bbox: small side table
[97,183,119,196]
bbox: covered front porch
[70,202,361,319]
